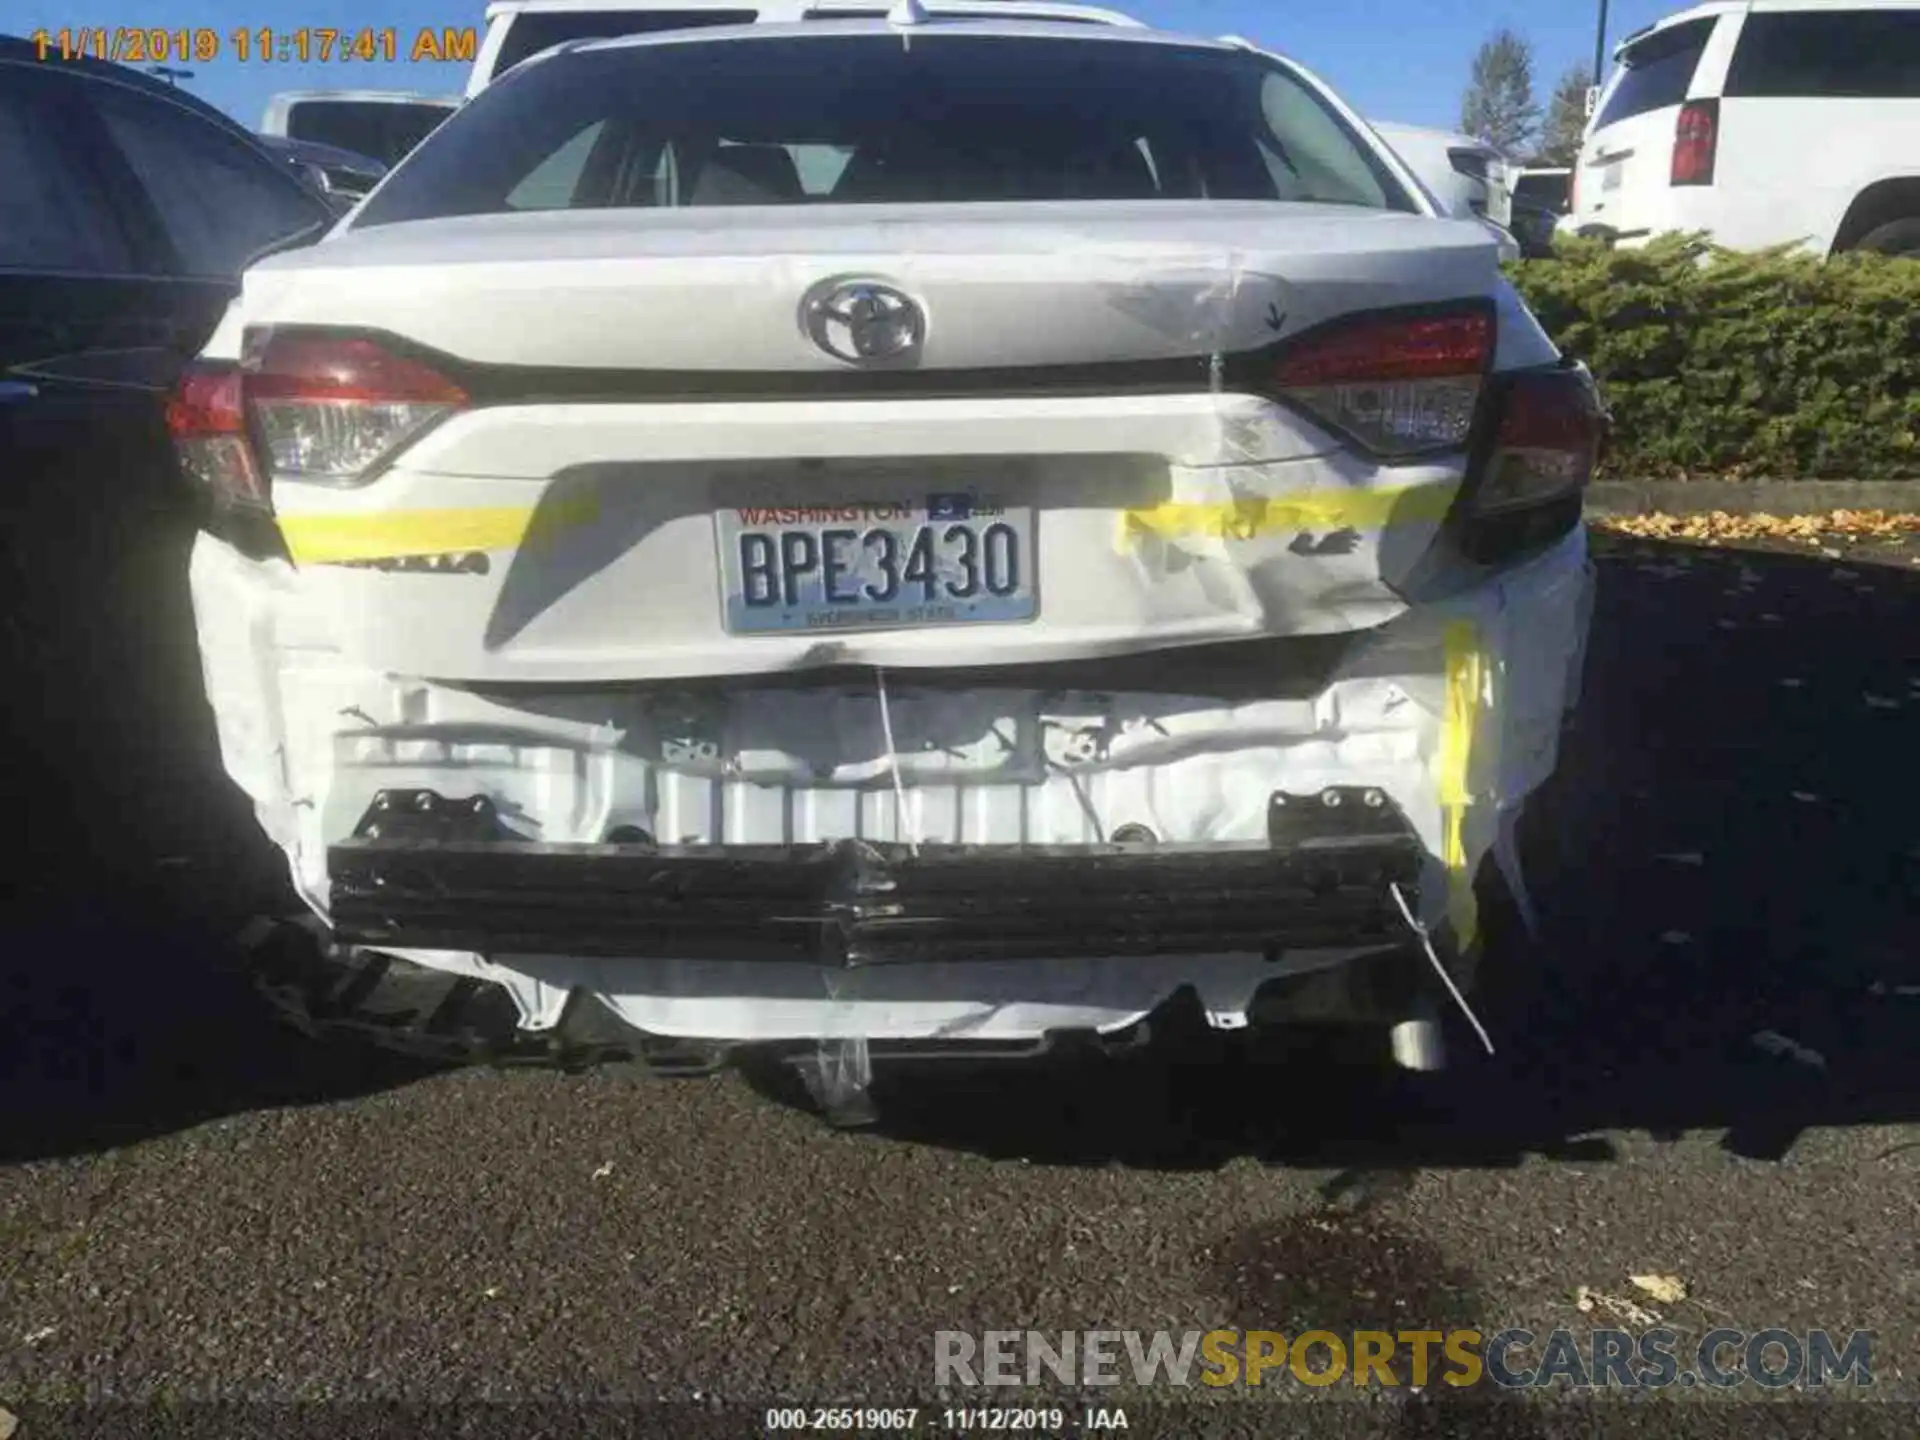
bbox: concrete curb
[1586,480,1917,516]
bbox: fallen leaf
[1630,1274,1689,1305]
[23,1324,57,1346]
[0,1404,16,1440]
[1751,1029,1827,1071]
[1790,791,1820,802]
[592,1162,614,1180]
[1574,1286,1661,1326]
[482,1286,502,1299]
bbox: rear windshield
[1724,10,1920,99]
[1595,18,1715,127]
[1513,171,1569,213]
[354,34,1415,224]
[490,10,757,76]
[286,101,455,167]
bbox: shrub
[1507,235,1920,480]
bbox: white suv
[1571,0,1920,256]
[171,17,1598,1109]
[467,0,1145,94]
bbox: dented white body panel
[186,22,1594,1051]
[192,525,1591,1041]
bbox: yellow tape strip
[1119,481,1459,547]
[278,497,600,566]
[1438,619,1484,951]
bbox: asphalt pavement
[2,518,1916,1439]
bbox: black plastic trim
[328,786,1424,966]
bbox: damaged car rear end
[171,18,1599,1103]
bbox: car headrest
[691,145,804,205]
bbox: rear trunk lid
[232,202,1547,682]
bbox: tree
[1460,29,1540,157]
[1536,65,1595,166]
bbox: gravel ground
[2,522,1916,1439]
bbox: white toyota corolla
[169,11,1599,1116]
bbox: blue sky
[17,0,1678,135]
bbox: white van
[1570,0,1920,256]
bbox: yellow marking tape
[1118,481,1459,548]
[278,496,600,566]
[1437,619,1484,951]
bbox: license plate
[716,492,1037,635]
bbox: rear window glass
[1513,171,1569,213]
[287,102,455,167]
[355,34,1415,224]
[1724,10,1920,99]
[1595,18,1715,127]
[491,10,757,75]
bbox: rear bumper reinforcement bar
[327,786,1424,966]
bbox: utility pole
[1588,0,1610,114]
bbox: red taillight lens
[1269,307,1493,458]
[1470,366,1604,515]
[243,330,467,485]
[166,365,269,510]
[1671,99,1718,186]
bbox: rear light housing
[1458,362,1606,561]
[1671,99,1718,186]
[1267,305,1494,459]
[166,366,268,511]
[244,330,468,485]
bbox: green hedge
[1507,235,1920,480]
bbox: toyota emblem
[802,280,925,365]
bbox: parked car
[1510,165,1572,257]
[468,0,1145,93]
[259,89,460,170]
[171,16,1598,1114]
[0,37,334,889]
[256,134,388,213]
[1569,0,1920,256]
[1369,121,1521,259]
[1369,121,1514,229]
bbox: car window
[87,84,331,276]
[285,101,455,168]
[1513,172,1570,213]
[493,10,757,76]
[358,35,1416,224]
[0,73,136,273]
[1724,10,1920,99]
[1258,69,1395,209]
[1595,18,1716,127]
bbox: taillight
[1269,307,1493,458]
[1671,99,1718,186]
[166,365,269,510]
[1469,365,1604,516]
[243,330,467,485]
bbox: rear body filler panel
[190,524,1591,1045]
